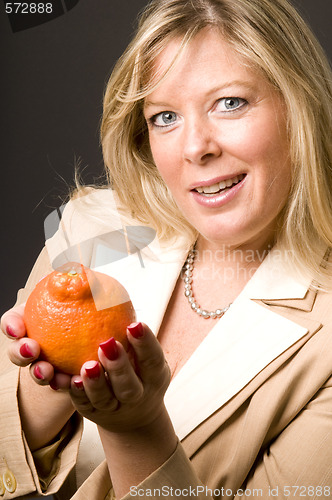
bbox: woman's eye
[216,97,247,113]
[151,111,177,127]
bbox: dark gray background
[1,0,332,315]
[0,2,331,500]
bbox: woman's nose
[182,120,222,165]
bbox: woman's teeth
[195,174,245,196]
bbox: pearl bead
[182,245,231,320]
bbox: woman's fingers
[69,323,171,431]
[98,340,143,403]
[49,371,72,391]
[70,362,119,420]
[29,360,55,385]
[1,304,40,368]
[83,361,119,407]
[7,337,40,367]
[27,361,71,389]
[1,304,26,339]
[2,305,72,391]
[127,323,170,387]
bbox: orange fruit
[24,262,136,375]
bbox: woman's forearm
[18,366,75,451]
[98,406,178,498]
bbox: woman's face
[144,29,291,250]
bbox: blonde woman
[1,0,332,498]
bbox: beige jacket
[1,190,332,499]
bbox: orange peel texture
[24,262,136,375]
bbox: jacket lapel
[164,294,312,441]
[180,310,322,458]
[260,288,317,312]
[91,236,187,333]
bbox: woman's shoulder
[63,186,136,225]
[49,187,139,244]
[45,187,189,272]
[44,187,135,270]
[53,186,190,250]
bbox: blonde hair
[100,0,332,287]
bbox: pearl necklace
[183,246,231,319]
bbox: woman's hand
[70,322,177,498]
[1,305,75,451]
[70,322,171,432]
[0,305,71,390]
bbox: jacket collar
[240,246,318,312]
[241,246,311,300]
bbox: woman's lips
[191,173,247,208]
[194,173,246,195]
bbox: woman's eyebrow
[206,80,257,95]
[144,80,257,109]
[144,100,171,110]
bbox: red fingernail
[6,325,18,338]
[127,322,144,339]
[33,365,44,380]
[73,378,84,390]
[20,343,34,358]
[85,361,100,379]
[100,337,119,360]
